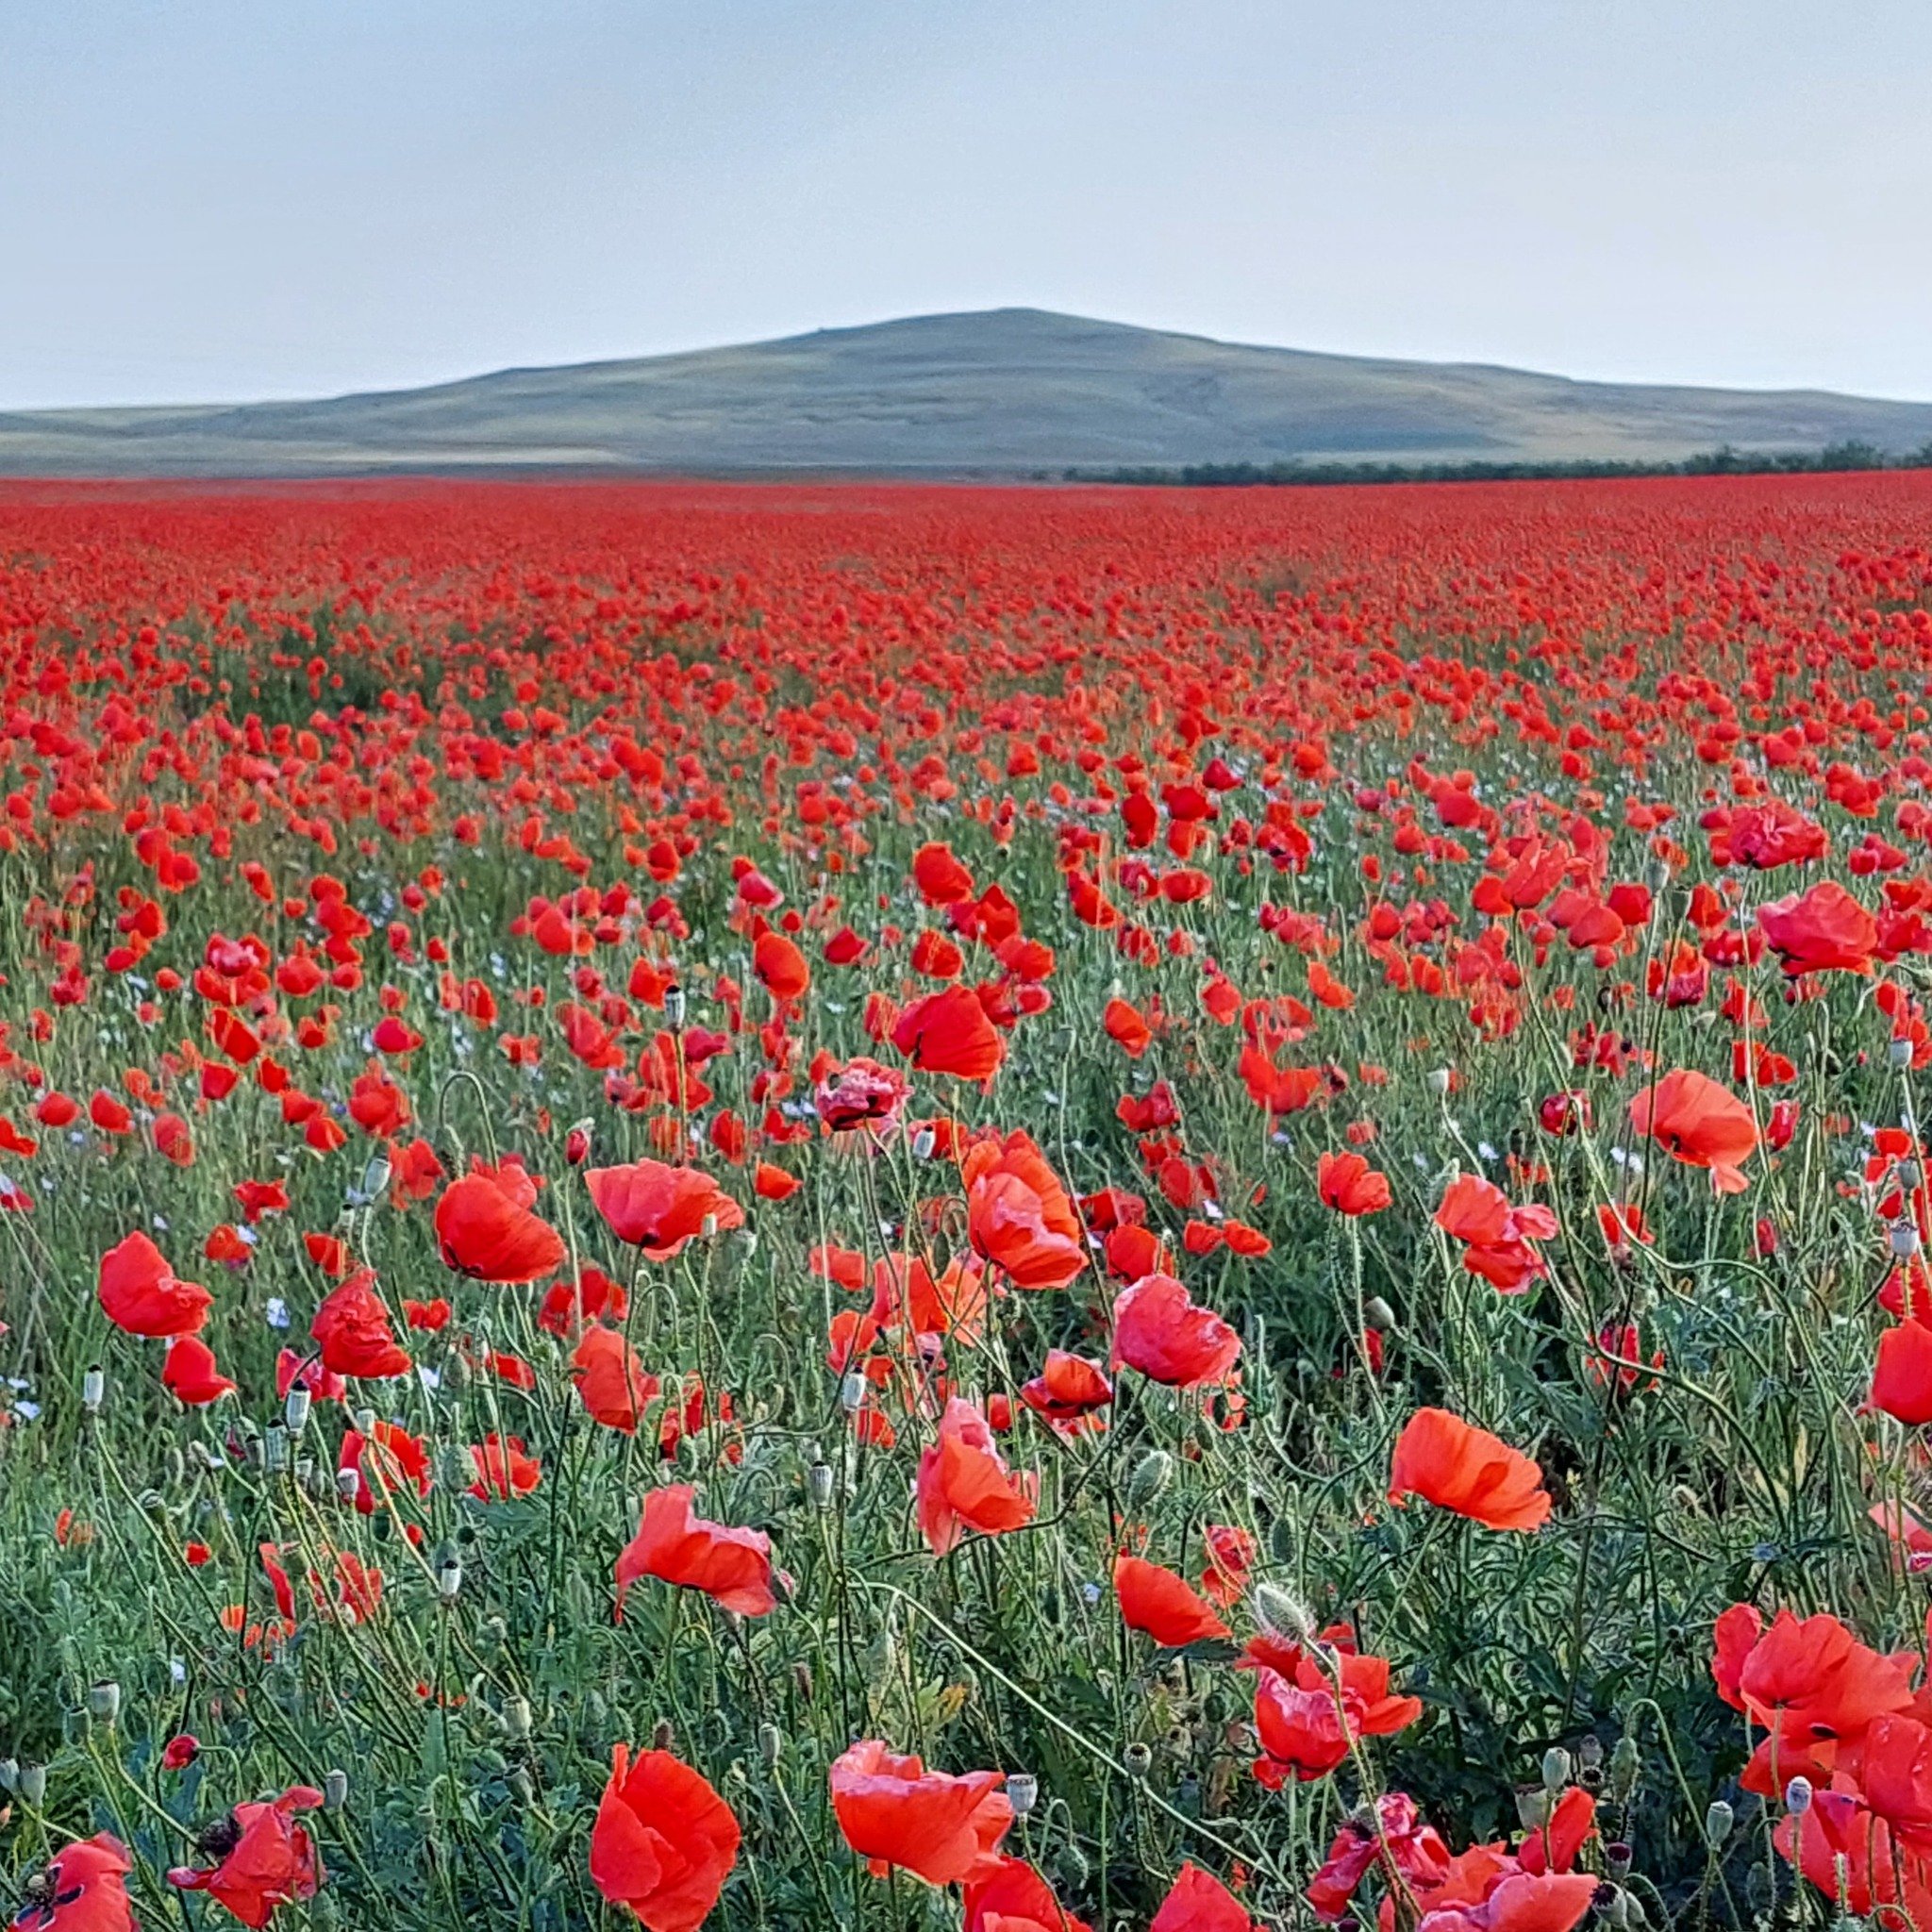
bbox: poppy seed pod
[1893,1223,1921,1258]
[360,1152,392,1200]
[88,1681,120,1724]
[82,1365,105,1412]
[758,1722,782,1766]
[1124,1741,1152,1779]
[19,1762,45,1805]
[284,1386,311,1434]
[1541,1745,1572,1791]
[839,1372,867,1414]
[1516,1788,1551,1830]
[1426,1067,1452,1096]
[1785,1774,1813,1814]
[663,985,686,1030]
[324,1769,349,1809]
[438,1558,463,1601]
[1705,1798,1733,1846]
[1892,1037,1916,1069]
[1363,1296,1396,1332]
[1006,1772,1038,1817]
[808,1462,836,1508]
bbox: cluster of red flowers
[6,473,1932,1929]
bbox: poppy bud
[864,1626,898,1688]
[1252,1583,1312,1642]
[19,1763,45,1805]
[1785,1775,1813,1815]
[509,1768,534,1804]
[1516,1788,1551,1830]
[284,1387,311,1435]
[1267,1517,1297,1563]
[1541,1746,1572,1792]
[701,1213,718,1240]
[1705,1799,1733,1846]
[324,1768,349,1808]
[1006,1772,1038,1817]
[1126,1449,1174,1506]
[82,1365,105,1412]
[808,1462,836,1508]
[1363,1296,1395,1332]
[1610,1735,1641,1798]
[758,1723,782,1766]
[566,1118,594,1166]
[504,1698,531,1741]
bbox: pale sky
[5,0,1930,409]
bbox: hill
[4,308,1931,475]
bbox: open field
[4,472,1932,1929]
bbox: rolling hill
[4,308,1931,476]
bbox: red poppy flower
[1316,1151,1391,1216]
[1019,1350,1113,1435]
[1389,1407,1550,1532]
[828,1739,1012,1886]
[467,1433,541,1500]
[962,1130,1087,1290]
[1628,1068,1758,1194]
[1874,1319,1932,1424]
[915,1396,1036,1556]
[310,1268,411,1380]
[587,1161,744,1260]
[614,1484,776,1619]
[1433,1174,1557,1294]
[167,1785,324,1927]
[590,1743,741,1932]
[97,1231,212,1339]
[11,1834,137,1932]
[1114,1555,1231,1646]
[1150,1862,1256,1932]
[434,1164,566,1283]
[162,1335,236,1406]
[1758,879,1877,976]
[964,1856,1093,1932]
[573,1326,658,1435]
[1111,1274,1241,1388]
[891,985,1005,1082]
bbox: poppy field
[7,472,1932,1932]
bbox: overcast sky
[5,0,1928,409]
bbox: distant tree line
[1055,440,1932,487]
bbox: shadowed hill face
[6,308,1932,474]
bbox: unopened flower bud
[504,1698,531,1741]
[0,1757,14,1791]
[701,1213,718,1240]
[1904,1159,1924,1191]
[1252,1583,1312,1642]
[1125,1449,1174,1506]
[1610,1735,1641,1798]
[566,1119,594,1167]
